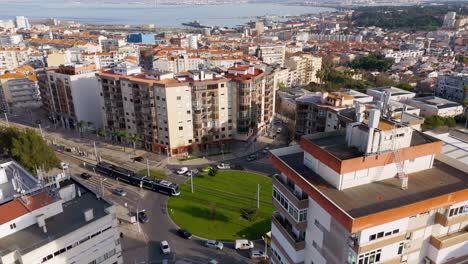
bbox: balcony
[272,212,306,251]
[434,212,468,227]
[429,228,468,250]
[273,174,308,209]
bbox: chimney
[366,109,381,154]
[84,209,94,222]
[248,66,255,75]
[37,214,47,233]
[354,102,365,123]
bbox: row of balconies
[272,212,306,251]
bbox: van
[235,239,254,250]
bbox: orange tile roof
[0,191,57,225]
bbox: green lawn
[167,170,274,241]
[136,169,166,180]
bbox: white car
[235,239,254,250]
[276,127,282,134]
[60,162,69,170]
[176,167,189,175]
[205,240,224,250]
[216,163,230,170]
[160,240,171,254]
[250,249,267,259]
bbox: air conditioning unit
[405,232,412,240]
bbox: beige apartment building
[96,64,270,156]
[285,53,322,87]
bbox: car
[262,147,270,154]
[160,240,171,254]
[176,167,189,175]
[216,163,231,170]
[250,249,267,259]
[276,127,282,134]
[246,154,258,162]
[190,168,200,176]
[60,162,69,170]
[112,188,127,197]
[235,239,254,250]
[205,240,223,250]
[80,172,91,179]
[202,166,215,173]
[177,229,193,239]
[132,156,144,162]
[137,210,149,223]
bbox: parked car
[262,147,270,154]
[112,188,127,197]
[160,240,171,254]
[205,240,223,250]
[276,127,282,134]
[132,156,144,162]
[138,210,149,223]
[235,239,254,250]
[176,167,189,175]
[246,154,258,162]
[202,166,215,173]
[216,163,231,170]
[177,229,193,239]
[60,162,69,170]
[250,249,267,259]
[80,172,91,179]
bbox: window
[179,126,183,131]
[369,234,376,241]
[10,223,16,229]
[357,249,381,264]
[397,243,404,255]
[187,110,191,114]
[377,232,384,238]
[176,96,181,100]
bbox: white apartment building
[152,56,203,73]
[15,16,30,29]
[0,48,31,71]
[256,44,286,66]
[408,96,464,118]
[269,108,468,264]
[0,73,41,112]
[0,35,24,46]
[40,64,102,129]
[383,49,425,63]
[367,86,416,103]
[0,160,123,264]
[436,74,468,104]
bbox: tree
[0,127,20,157]
[11,128,60,175]
[350,54,394,72]
[116,130,129,151]
[77,120,87,137]
[96,128,107,139]
[128,134,141,154]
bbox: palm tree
[117,130,129,152]
[96,128,106,139]
[128,134,141,154]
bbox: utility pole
[262,236,267,260]
[38,124,45,140]
[257,184,261,209]
[4,112,9,127]
[93,141,98,162]
[190,170,194,193]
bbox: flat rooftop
[0,161,41,205]
[302,130,436,160]
[0,180,111,256]
[277,152,468,218]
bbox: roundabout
[167,170,274,241]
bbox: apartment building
[285,53,322,87]
[436,74,468,104]
[256,44,286,66]
[0,73,41,113]
[407,96,464,118]
[0,34,23,46]
[40,64,102,129]
[269,107,468,264]
[295,90,372,137]
[152,55,203,73]
[96,64,269,155]
[0,48,30,71]
[367,86,416,103]
[0,160,123,264]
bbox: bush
[422,115,457,130]
[240,207,258,222]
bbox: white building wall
[358,218,409,245]
[70,73,103,128]
[304,198,332,264]
[165,85,193,149]
[271,224,305,263]
[427,242,468,264]
[303,152,341,188]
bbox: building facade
[40,64,102,129]
[436,74,468,104]
[0,160,123,264]
[285,53,322,87]
[407,96,464,118]
[0,73,41,113]
[269,108,468,264]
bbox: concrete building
[367,86,416,103]
[255,21,265,36]
[0,73,41,113]
[285,54,322,87]
[152,56,203,73]
[0,160,123,264]
[96,64,270,155]
[14,16,30,29]
[0,35,24,46]
[436,74,468,104]
[269,108,468,264]
[443,12,457,29]
[126,33,155,45]
[256,44,286,66]
[408,96,464,118]
[0,48,30,71]
[40,64,102,129]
